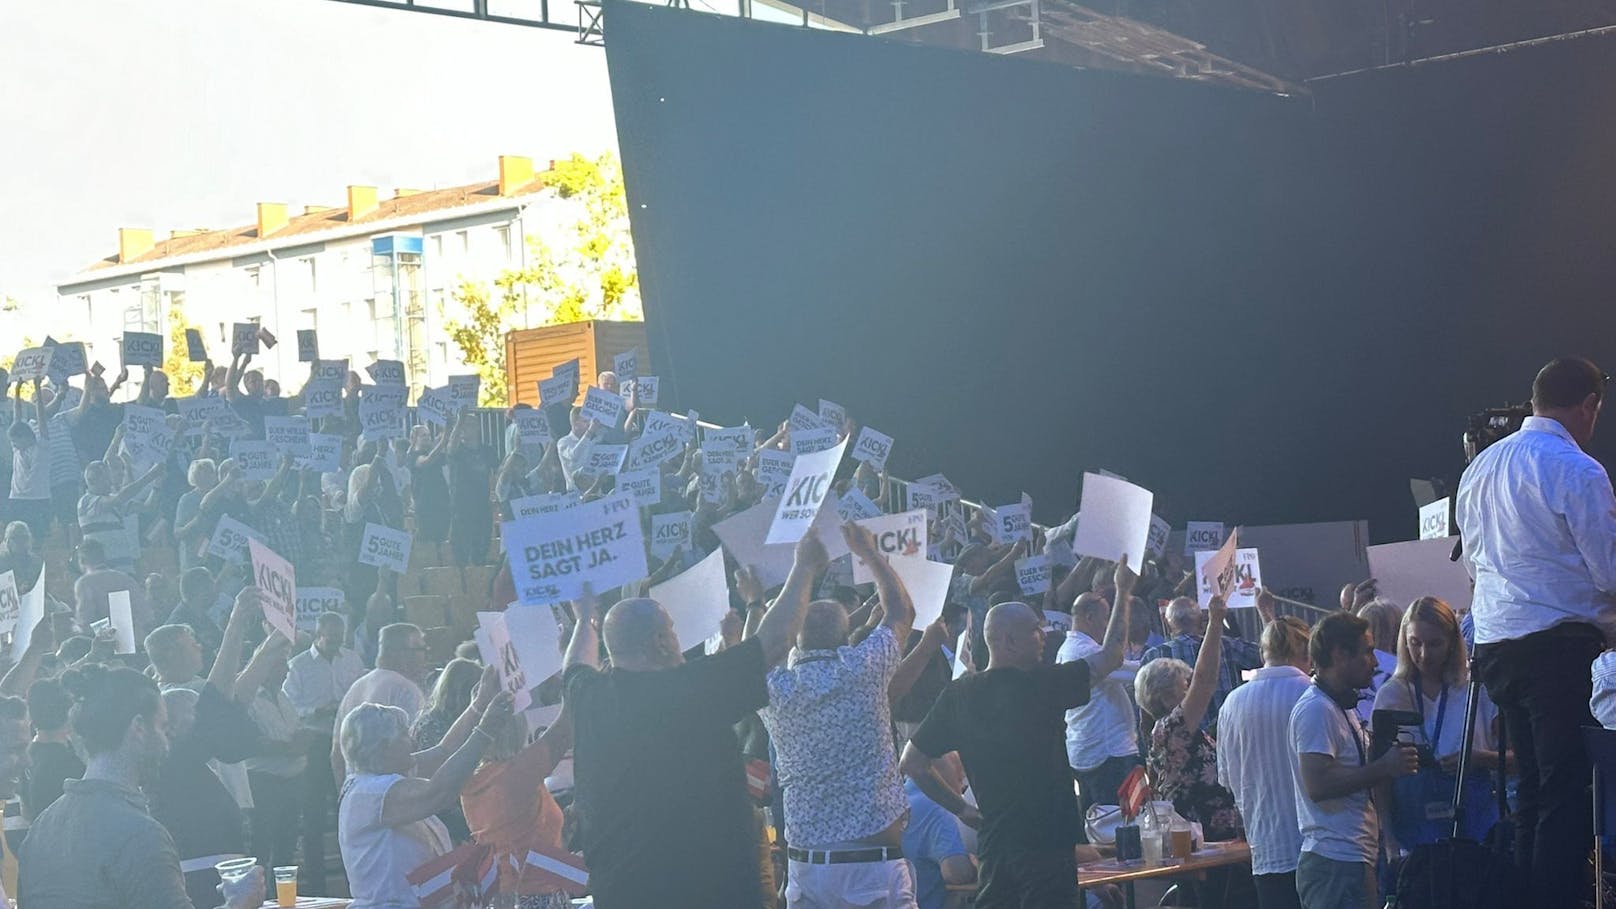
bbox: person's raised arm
[194,358,213,399]
[108,367,128,401]
[563,585,601,673]
[969,541,1024,596]
[754,532,829,667]
[379,693,512,828]
[1179,594,1226,730]
[1084,555,1135,680]
[225,353,246,401]
[208,587,262,697]
[0,612,53,697]
[412,663,499,776]
[111,463,165,507]
[256,453,294,506]
[888,617,947,708]
[647,546,685,586]
[733,565,768,640]
[233,632,292,704]
[844,521,916,643]
[30,378,44,435]
[200,461,239,513]
[510,701,573,783]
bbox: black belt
[787,846,904,865]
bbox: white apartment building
[54,155,563,395]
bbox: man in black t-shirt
[901,557,1136,909]
[563,532,828,909]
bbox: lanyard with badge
[1411,671,1454,822]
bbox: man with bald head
[1141,593,1264,732]
[901,558,1137,909]
[763,523,920,907]
[564,533,829,909]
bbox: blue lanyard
[1412,672,1450,747]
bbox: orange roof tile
[88,173,548,271]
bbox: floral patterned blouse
[1147,705,1244,841]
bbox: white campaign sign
[232,322,260,355]
[300,432,343,473]
[263,415,311,458]
[1147,514,1172,559]
[766,439,848,545]
[505,604,564,687]
[10,347,51,383]
[836,488,883,523]
[790,404,827,431]
[1196,529,1241,607]
[617,466,661,509]
[650,547,730,651]
[850,426,894,470]
[313,359,349,384]
[1184,521,1226,554]
[632,376,659,406]
[852,509,928,584]
[249,538,298,641]
[303,381,344,419]
[539,373,575,407]
[9,579,43,661]
[297,330,319,362]
[790,426,839,455]
[1071,472,1153,562]
[514,410,551,446]
[230,440,277,481]
[0,571,17,637]
[624,431,683,471]
[476,612,532,713]
[1196,546,1262,608]
[1015,555,1051,597]
[1419,498,1451,541]
[367,359,406,386]
[894,557,956,628]
[358,523,412,572]
[108,591,138,654]
[581,444,627,478]
[650,511,692,561]
[295,587,344,632]
[612,348,637,381]
[756,449,795,499]
[1368,537,1473,615]
[208,514,264,565]
[447,374,480,412]
[50,341,87,378]
[185,329,208,361]
[415,387,454,427]
[579,386,625,428]
[715,496,851,588]
[121,332,163,367]
[502,492,648,605]
[818,399,846,429]
[990,502,1033,545]
[1238,520,1370,610]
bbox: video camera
[1463,404,1532,464]
[1371,708,1439,771]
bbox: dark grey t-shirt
[19,776,197,908]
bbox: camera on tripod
[1463,404,1532,463]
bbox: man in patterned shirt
[1140,595,1268,731]
[763,522,919,908]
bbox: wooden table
[1078,841,1252,909]
[259,899,351,908]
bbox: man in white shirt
[1456,356,1616,907]
[329,622,427,784]
[1217,615,1311,909]
[284,610,366,888]
[1057,591,1140,812]
[1290,612,1417,909]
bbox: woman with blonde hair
[1371,596,1503,852]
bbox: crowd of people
[0,343,1613,909]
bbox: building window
[495,225,513,263]
[298,256,318,294]
[430,234,444,259]
[302,307,318,331]
[456,230,470,255]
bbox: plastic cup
[1141,831,1163,865]
[273,865,298,907]
[214,857,257,884]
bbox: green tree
[163,301,206,395]
[446,152,642,406]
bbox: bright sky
[0,0,618,307]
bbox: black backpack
[1391,665,1526,909]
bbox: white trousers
[784,857,918,909]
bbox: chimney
[348,185,379,221]
[170,228,203,240]
[498,155,534,197]
[257,202,289,237]
[118,228,154,263]
[304,204,335,215]
[393,188,422,198]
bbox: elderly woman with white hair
[338,680,513,909]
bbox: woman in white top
[8,377,50,538]
[339,691,513,908]
[1372,596,1503,851]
